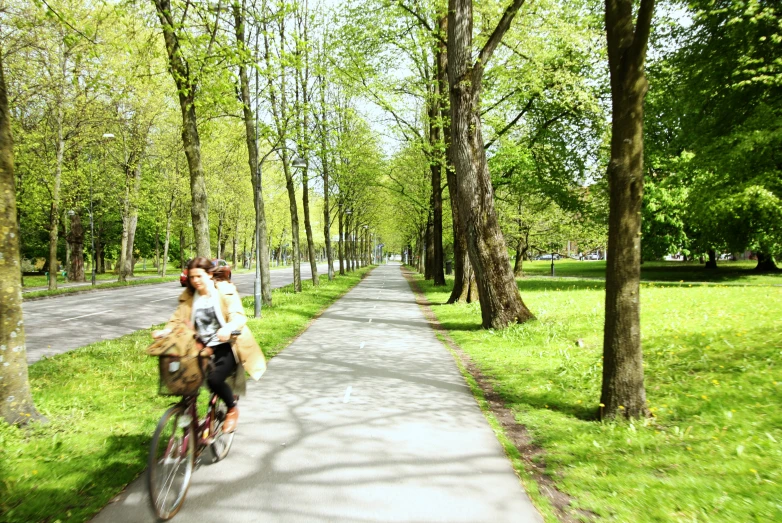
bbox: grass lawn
[22,276,181,300]
[520,259,782,285]
[21,267,181,288]
[416,274,781,522]
[0,267,371,523]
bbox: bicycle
[147,331,240,520]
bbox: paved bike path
[92,264,543,522]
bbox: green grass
[0,267,371,523]
[22,276,181,300]
[519,259,782,285]
[416,274,782,522]
[21,267,182,288]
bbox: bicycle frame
[174,392,218,459]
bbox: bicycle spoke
[148,405,193,520]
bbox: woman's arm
[218,283,247,331]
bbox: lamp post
[88,133,114,286]
[254,146,306,318]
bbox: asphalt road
[23,264,328,364]
[91,264,543,523]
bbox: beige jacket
[165,281,266,380]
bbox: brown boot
[223,406,239,433]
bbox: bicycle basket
[158,354,207,396]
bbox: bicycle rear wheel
[209,395,235,462]
[147,404,195,520]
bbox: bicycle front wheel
[147,404,195,520]
[209,395,235,462]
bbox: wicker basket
[158,354,207,396]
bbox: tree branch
[631,0,655,68]
[475,0,526,76]
[484,94,537,149]
[481,87,521,116]
[395,1,446,46]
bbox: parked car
[179,259,192,287]
[535,254,561,261]
[212,259,232,282]
[179,258,232,287]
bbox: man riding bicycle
[153,257,266,433]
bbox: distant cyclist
[153,257,266,432]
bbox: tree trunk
[154,226,160,272]
[263,15,300,290]
[425,213,434,279]
[118,177,130,280]
[153,0,210,257]
[754,252,779,271]
[318,44,335,281]
[344,212,351,272]
[179,226,185,270]
[123,212,139,278]
[704,248,717,269]
[447,0,530,327]
[282,156,302,291]
[600,0,654,420]
[64,211,70,273]
[439,15,478,305]
[232,218,239,268]
[216,211,224,260]
[233,2,272,304]
[98,243,105,274]
[0,54,42,425]
[296,6,319,286]
[66,212,85,282]
[162,210,172,278]
[513,237,524,277]
[417,226,426,274]
[338,203,345,275]
[48,56,66,291]
[354,222,361,270]
[429,51,446,286]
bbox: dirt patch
[401,267,594,523]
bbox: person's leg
[207,344,237,409]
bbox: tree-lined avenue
[23,264,326,364]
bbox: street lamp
[254,146,305,318]
[88,133,115,286]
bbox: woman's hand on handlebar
[216,327,234,342]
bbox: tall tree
[263,7,302,292]
[232,0,273,304]
[644,0,782,270]
[0,51,41,425]
[447,0,534,328]
[316,35,335,280]
[435,14,477,303]
[600,0,654,419]
[295,0,319,285]
[152,0,211,257]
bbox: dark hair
[185,257,214,292]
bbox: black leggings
[207,343,237,409]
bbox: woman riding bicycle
[152,256,266,433]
